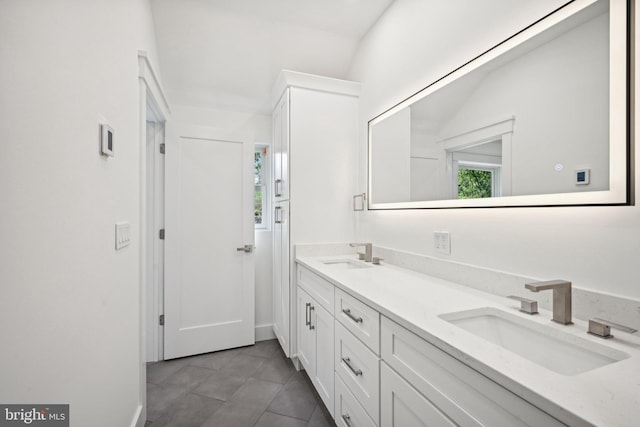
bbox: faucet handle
[507,296,539,315]
[372,257,383,265]
[588,318,638,339]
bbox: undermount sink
[321,259,372,269]
[440,307,629,375]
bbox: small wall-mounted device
[100,123,114,157]
[575,168,590,185]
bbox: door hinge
[159,143,166,154]
[159,229,165,240]
[159,314,164,326]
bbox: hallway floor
[146,339,335,427]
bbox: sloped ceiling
[151,0,394,114]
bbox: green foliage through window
[255,149,265,225]
[458,168,492,199]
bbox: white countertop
[296,254,640,427]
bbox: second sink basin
[440,307,629,375]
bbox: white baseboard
[255,324,276,342]
[130,404,144,427]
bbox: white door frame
[138,51,171,427]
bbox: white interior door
[164,123,255,360]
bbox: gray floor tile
[147,343,334,427]
[146,382,190,422]
[147,393,223,427]
[252,355,296,384]
[218,353,266,378]
[255,411,307,427]
[201,378,282,427]
[147,358,190,384]
[267,372,318,420]
[227,377,283,406]
[161,365,215,390]
[200,400,265,427]
[188,347,242,370]
[193,370,247,401]
[242,339,282,358]
[306,404,334,427]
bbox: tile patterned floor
[146,339,335,427]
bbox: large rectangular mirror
[368,0,632,209]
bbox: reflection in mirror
[369,0,630,209]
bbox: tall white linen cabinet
[271,70,360,359]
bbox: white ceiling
[151,0,394,114]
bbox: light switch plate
[115,222,131,250]
[434,231,450,254]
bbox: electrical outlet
[433,231,450,254]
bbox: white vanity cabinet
[296,271,335,417]
[380,317,566,427]
[271,71,359,359]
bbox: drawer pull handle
[342,308,363,324]
[341,413,352,426]
[305,302,311,327]
[309,306,315,330]
[342,357,362,376]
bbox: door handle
[236,244,254,253]
[309,305,315,330]
[305,302,311,327]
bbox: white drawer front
[335,374,376,427]
[381,362,456,427]
[381,317,565,427]
[335,288,380,355]
[335,321,379,425]
[297,265,334,314]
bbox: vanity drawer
[335,374,376,427]
[297,265,334,314]
[381,316,565,427]
[381,362,456,427]
[335,321,379,424]
[335,288,380,355]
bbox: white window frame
[254,144,270,230]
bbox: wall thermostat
[100,123,114,157]
[576,168,590,185]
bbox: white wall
[350,0,640,299]
[0,1,160,426]
[169,105,274,334]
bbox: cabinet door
[313,303,334,417]
[297,287,315,372]
[272,202,289,356]
[381,362,457,427]
[273,89,289,201]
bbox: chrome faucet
[349,243,373,262]
[525,280,572,324]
